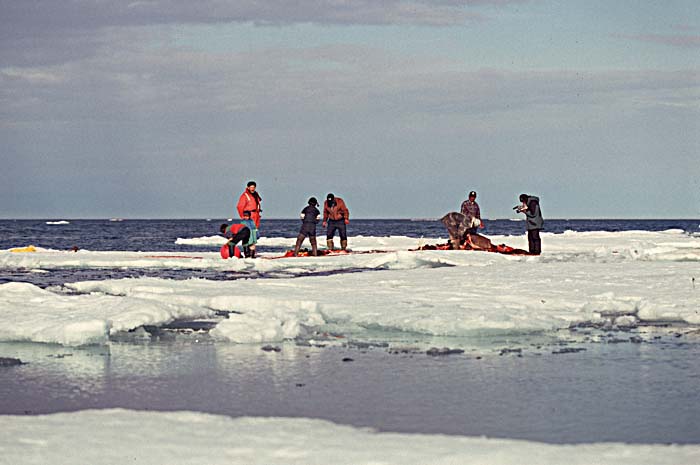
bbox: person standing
[237,181,262,229]
[237,181,262,256]
[515,193,544,255]
[293,197,321,256]
[460,190,484,235]
[322,193,350,251]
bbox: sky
[1,0,699,219]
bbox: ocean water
[1,218,698,253]
[1,218,699,447]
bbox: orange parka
[323,197,349,222]
[237,191,262,228]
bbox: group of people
[220,181,351,258]
[220,181,262,258]
[452,190,543,255]
[220,181,544,258]
[292,193,350,256]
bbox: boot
[293,234,304,256]
[340,240,348,251]
[326,239,335,251]
[249,246,256,259]
[243,245,250,258]
[310,236,318,256]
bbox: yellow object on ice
[9,245,37,253]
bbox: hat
[308,197,319,206]
[469,191,477,197]
[519,194,528,202]
[326,193,334,201]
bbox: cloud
[614,33,700,49]
[0,0,532,67]
[3,36,697,133]
[0,0,521,28]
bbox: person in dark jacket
[293,197,321,256]
[515,194,544,254]
[460,190,484,235]
[322,193,350,250]
[220,211,256,258]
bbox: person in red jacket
[322,193,350,250]
[237,181,262,229]
[219,221,251,258]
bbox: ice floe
[1,409,698,465]
[0,282,213,345]
[0,230,698,346]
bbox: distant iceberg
[46,220,70,225]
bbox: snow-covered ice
[0,230,698,346]
[1,409,698,465]
[0,282,214,345]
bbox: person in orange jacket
[322,193,350,250]
[237,180,262,228]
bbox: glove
[344,219,349,225]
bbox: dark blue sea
[1,218,698,253]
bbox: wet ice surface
[1,328,699,445]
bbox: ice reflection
[2,332,699,443]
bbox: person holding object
[460,190,484,235]
[515,193,544,255]
[323,193,350,250]
[293,197,321,256]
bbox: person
[293,197,321,256]
[460,190,484,235]
[440,211,491,251]
[237,181,262,229]
[515,193,544,255]
[220,210,258,258]
[322,193,350,250]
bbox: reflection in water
[1,332,700,444]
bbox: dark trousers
[326,220,347,241]
[527,229,541,255]
[229,227,251,257]
[297,223,318,254]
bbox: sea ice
[0,230,698,346]
[0,282,214,345]
[0,409,698,465]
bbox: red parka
[237,191,262,228]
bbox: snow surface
[175,233,438,251]
[0,282,213,345]
[0,230,698,346]
[1,409,698,465]
[3,230,700,272]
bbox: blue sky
[1,0,698,219]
